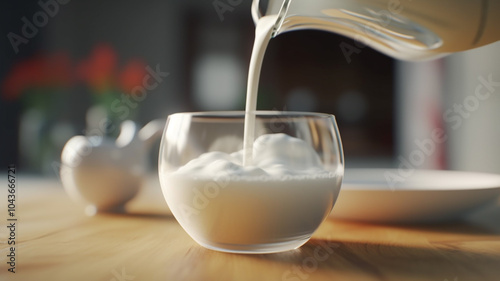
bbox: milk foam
[174,133,331,179]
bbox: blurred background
[1,0,499,176]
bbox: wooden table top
[1,176,500,281]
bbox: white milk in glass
[163,133,341,250]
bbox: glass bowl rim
[167,110,336,119]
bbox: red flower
[2,56,42,100]
[1,52,72,100]
[76,43,117,93]
[118,59,147,94]
[1,43,148,102]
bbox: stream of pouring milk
[242,15,278,166]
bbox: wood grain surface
[1,176,500,281]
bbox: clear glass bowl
[158,111,344,253]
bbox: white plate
[330,169,500,223]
